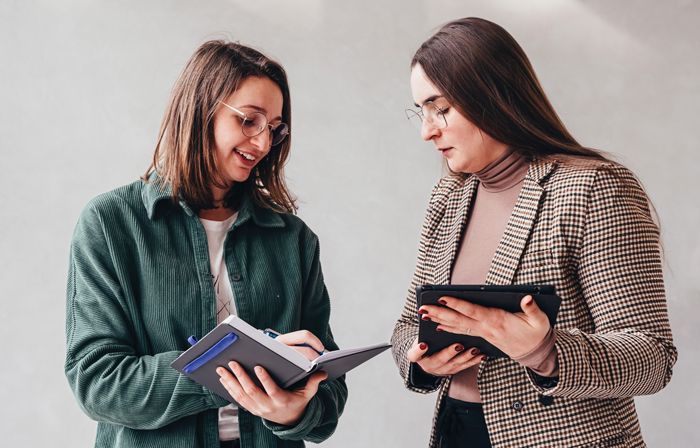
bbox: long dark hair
[413,18,664,241]
[144,40,296,213]
[412,17,610,162]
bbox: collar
[455,156,556,190]
[526,157,557,186]
[141,172,286,228]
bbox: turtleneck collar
[474,148,529,192]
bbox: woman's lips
[233,148,257,168]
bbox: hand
[406,338,485,376]
[276,330,325,361]
[419,294,550,358]
[217,361,327,426]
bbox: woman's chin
[226,168,253,184]
[446,160,467,174]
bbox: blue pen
[263,328,326,356]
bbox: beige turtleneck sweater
[448,149,558,403]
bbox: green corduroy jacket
[65,177,347,448]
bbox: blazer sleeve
[263,228,348,443]
[390,179,449,393]
[531,164,678,399]
[64,203,228,430]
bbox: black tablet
[416,284,562,358]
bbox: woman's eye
[241,119,258,129]
[437,107,449,116]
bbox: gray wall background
[1,0,698,446]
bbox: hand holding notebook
[171,315,391,404]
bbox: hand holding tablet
[416,284,561,358]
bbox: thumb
[302,371,328,398]
[520,295,540,316]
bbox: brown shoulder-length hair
[412,17,611,163]
[144,40,296,213]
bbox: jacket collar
[141,172,285,228]
[484,158,555,284]
[432,158,556,286]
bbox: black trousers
[436,397,492,448]
[219,439,240,448]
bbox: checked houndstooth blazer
[391,156,677,448]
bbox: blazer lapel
[433,176,478,285]
[485,159,556,285]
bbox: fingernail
[525,295,533,304]
[438,299,447,305]
[216,368,224,375]
[436,327,443,332]
[471,348,480,356]
[455,344,464,352]
[480,355,487,361]
[421,315,431,321]
[418,309,428,315]
[419,342,427,350]
[254,366,262,374]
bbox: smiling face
[212,76,284,186]
[410,64,508,174]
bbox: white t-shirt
[199,213,239,441]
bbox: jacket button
[231,273,242,282]
[512,400,524,411]
[539,395,554,406]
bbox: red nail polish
[418,309,428,314]
[471,348,480,356]
[455,345,464,352]
[438,299,447,305]
[419,342,427,350]
[436,327,443,332]
[421,315,431,321]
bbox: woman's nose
[248,129,272,152]
[420,120,441,141]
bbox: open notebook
[171,315,390,402]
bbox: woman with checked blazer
[391,18,677,448]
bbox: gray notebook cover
[171,315,391,404]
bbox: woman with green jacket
[65,41,347,448]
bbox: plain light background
[1,0,698,446]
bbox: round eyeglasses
[219,101,290,147]
[405,101,448,131]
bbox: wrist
[513,328,554,365]
[270,405,305,426]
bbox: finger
[438,296,487,321]
[434,350,485,375]
[407,340,429,362]
[520,295,542,317]
[449,353,487,374]
[437,323,480,337]
[290,345,323,361]
[419,343,465,371]
[419,304,465,327]
[217,366,248,404]
[301,371,328,399]
[254,366,285,400]
[229,361,265,401]
[276,330,325,353]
